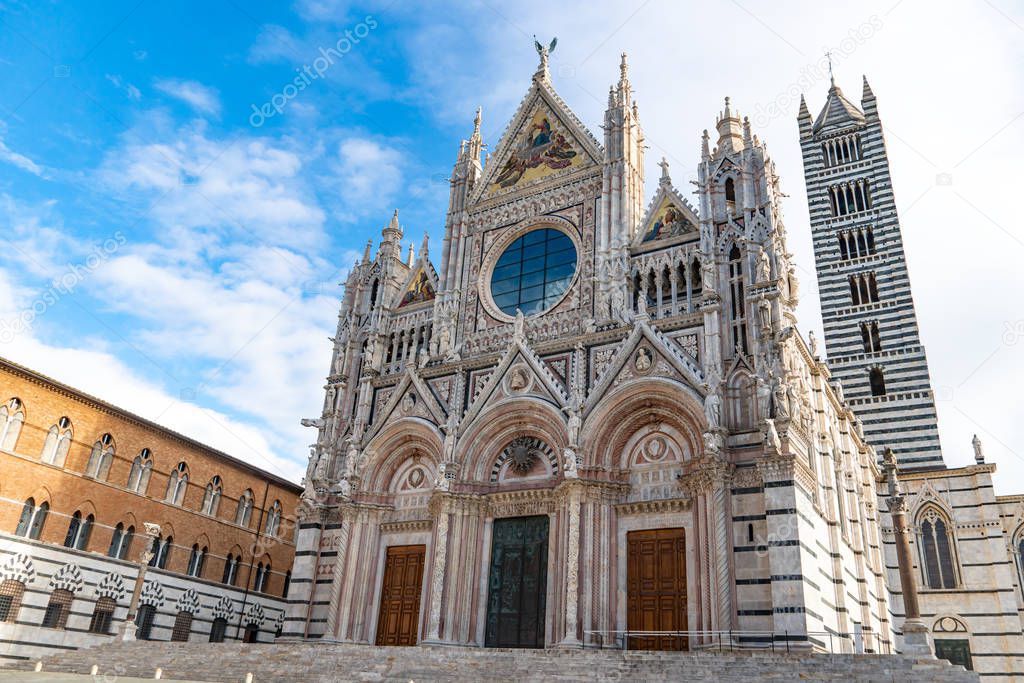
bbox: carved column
[324,504,354,640]
[559,480,584,646]
[679,455,734,645]
[423,493,452,643]
[882,449,933,656]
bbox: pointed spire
[466,106,483,160]
[607,85,616,107]
[701,129,710,162]
[716,97,743,153]
[407,242,414,266]
[419,232,429,259]
[380,209,403,260]
[616,52,632,104]
[798,95,810,120]
[861,75,875,101]
[743,116,753,146]
[363,239,373,263]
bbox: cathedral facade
[284,50,1024,678]
[285,51,890,654]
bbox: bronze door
[626,527,688,651]
[375,544,426,646]
[485,515,549,648]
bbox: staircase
[12,641,980,682]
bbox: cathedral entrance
[626,527,688,651]
[374,544,426,646]
[485,515,549,648]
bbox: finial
[533,35,556,83]
[972,434,985,464]
[701,129,710,160]
[825,50,835,86]
[619,52,629,80]
[658,157,671,185]
[723,96,732,119]
[389,209,400,230]
[407,242,414,266]
[363,239,372,262]
[473,107,482,136]
[420,232,429,258]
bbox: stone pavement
[0,673,210,682]
[6,640,980,682]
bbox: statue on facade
[973,434,985,463]
[704,389,722,429]
[434,461,452,491]
[513,308,527,342]
[563,448,579,478]
[764,418,783,453]
[756,247,771,282]
[771,374,790,419]
[701,258,716,292]
[808,330,819,357]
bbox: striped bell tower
[798,76,944,470]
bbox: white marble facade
[284,50,1024,679]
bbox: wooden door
[485,515,549,648]
[626,527,688,651]
[375,544,426,646]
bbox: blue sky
[1,0,1022,489]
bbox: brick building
[0,356,302,664]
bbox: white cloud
[98,120,327,250]
[0,136,44,177]
[154,78,221,116]
[105,73,141,100]
[333,137,404,216]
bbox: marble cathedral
[285,47,1024,678]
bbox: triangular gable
[472,80,602,203]
[362,367,447,447]
[584,318,705,418]
[394,263,438,309]
[634,188,699,246]
[460,333,569,435]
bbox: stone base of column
[419,638,463,647]
[901,619,934,657]
[118,619,137,641]
[555,636,582,649]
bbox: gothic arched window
[64,510,94,550]
[0,397,25,451]
[127,449,153,494]
[40,417,72,466]
[235,489,254,527]
[15,498,48,539]
[727,245,748,354]
[186,544,206,578]
[919,506,958,589]
[201,476,222,516]
[86,433,115,480]
[724,177,736,208]
[165,462,189,505]
[265,500,282,537]
[108,522,134,559]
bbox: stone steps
[12,641,980,682]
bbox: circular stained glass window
[490,228,577,317]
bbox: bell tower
[798,77,944,469]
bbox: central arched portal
[484,515,549,648]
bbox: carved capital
[678,456,734,496]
